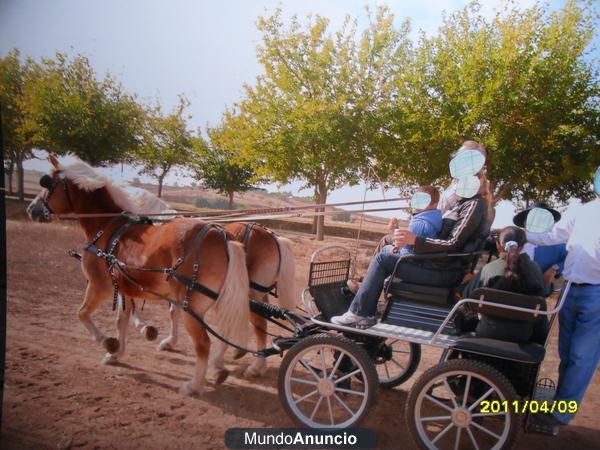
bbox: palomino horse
[31,155,250,395]
[161,222,296,380]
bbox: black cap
[513,202,561,228]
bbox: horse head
[27,155,78,221]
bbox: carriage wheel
[278,333,377,428]
[375,340,421,388]
[407,359,522,450]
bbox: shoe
[346,279,361,294]
[331,311,376,329]
[528,413,560,436]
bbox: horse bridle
[39,172,75,213]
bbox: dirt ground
[2,212,599,449]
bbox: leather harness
[238,222,281,296]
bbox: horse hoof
[157,338,176,351]
[142,326,158,341]
[102,337,120,354]
[102,353,119,365]
[179,381,202,396]
[215,369,230,385]
[243,365,266,378]
[233,349,247,360]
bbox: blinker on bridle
[39,172,75,212]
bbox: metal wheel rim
[284,343,371,428]
[375,339,412,383]
[414,369,511,450]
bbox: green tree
[21,52,142,166]
[191,125,259,209]
[0,49,36,200]
[381,0,599,205]
[223,7,409,240]
[136,97,193,198]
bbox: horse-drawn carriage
[29,157,570,450]
[253,245,569,450]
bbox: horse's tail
[275,236,296,310]
[213,241,250,347]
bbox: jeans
[553,283,600,424]
[349,251,464,317]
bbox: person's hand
[393,228,416,249]
[388,217,399,231]
[543,267,558,287]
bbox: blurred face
[410,191,432,211]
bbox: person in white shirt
[528,166,600,428]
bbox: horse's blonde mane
[58,160,176,214]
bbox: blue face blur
[594,166,600,197]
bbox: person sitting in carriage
[461,226,549,343]
[332,172,490,328]
[347,185,443,294]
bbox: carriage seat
[450,288,548,363]
[452,337,545,363]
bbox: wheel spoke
[390,358,406,371]
[462,375,472,407]
[319,347,328,377]
[326,396,334,425]
[466,426,480,450]
[298,357,321,381]
[424,394,454,412]
[471,412,507,418]
[453,428,462,450]
[432,422,454,444]
[334,393,355,416]
[335,386,365,396]
[334,368,361,384]
[443,379,459,408]
[294,390,319,404]
[330,352,345,379]
[310,396,324,420]
[420,415,452,422]
[468,388,495,412]
[290,377,317,386]
[383,362,391,379]
[470,420,502,440]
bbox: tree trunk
[315,182,327,241]
[7,159,14,194]
[17,152,25,201]
[228,191,234,209]
[157,174,165,198]
[312,185,318,234]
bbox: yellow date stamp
[480,400,578,414]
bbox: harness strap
[239,222,281,296]
[169,272,220,301]
[109,260,263,357]
[249,280,278,293]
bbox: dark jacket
[462,253,549,343]
[413,195,489,269]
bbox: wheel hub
[317,379,336,397]
[375,343,393,363]
[451,407,472,428]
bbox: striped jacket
[414,194,489,268]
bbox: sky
[0,0,584,226]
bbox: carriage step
[383,300,457,335]
[311,317,459,347]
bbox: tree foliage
[0,49,36,198]
[379,0,599,204]
[221,6,409,239]
[191,124,259,209]
[21,53,142,166]
[135,96,194,197]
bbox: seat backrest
[468,288,545,321]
